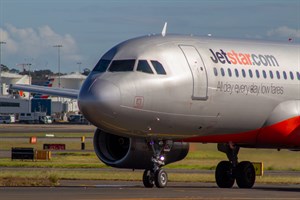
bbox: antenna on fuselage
[161,22,167,37]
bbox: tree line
[0,64,90,85]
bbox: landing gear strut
[216,143,256,188]
[142,140,172,188]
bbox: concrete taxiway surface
[1,181,300,200]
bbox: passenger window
[227,68,232,77]
[214,68,218,76]
[269,71,274,79]
[256,70,260,78]
[283,71,287,80]
[290,71,294,80]
[248,69,253,78]
[151,61,166,75]
[242,69,246,78]
[109,60,135,72]
[276,71,280,79]
[137,60,153,74]
[262,70,267,79]
[93,59,111,72]
[235,69,239,77]
[297,72,300,80]
[221,68,225,76]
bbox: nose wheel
[142,140,172,188]
[154,169,168,188]
[143,170,154,188]
[143,169,168,188]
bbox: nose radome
[78,79,121,124]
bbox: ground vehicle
[19,112,52,124]
[68,114,89,124]
[0,115,15,124]
[40,115,52,124]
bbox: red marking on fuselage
[257,116,300,147]
[183,116,300,148]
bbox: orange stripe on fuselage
[183,116,300,148]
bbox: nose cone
[78,79,121,126]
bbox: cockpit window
[93,59,111,72]
[137,60,153,74]
[109,59,135,72]
[151,61,167,75]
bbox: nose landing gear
[142,140,172,188]
[216,143,256,189]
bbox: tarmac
[1,180,300,200]
[1,167,300,200]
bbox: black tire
[143,170,154,188]
[236,161,256,188]
[215,161,235,188]
[154,169,168,188]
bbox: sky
[0,0,299,73]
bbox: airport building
[0,96,30,114]
[0,71,86,121]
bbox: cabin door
[179,45,208,100]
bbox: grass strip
[1,150,300,171]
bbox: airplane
[11,27,300,189]
[33,78,55,99]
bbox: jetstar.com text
[209,49,279,67]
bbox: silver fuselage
[78,35,300,147]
